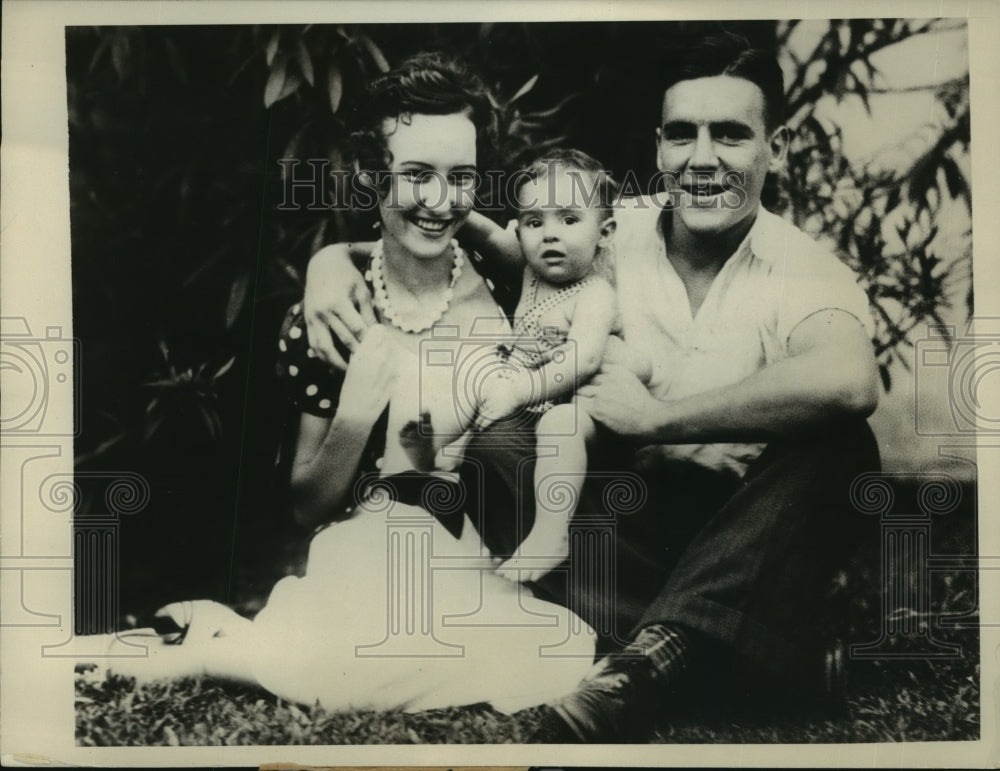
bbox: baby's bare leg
[498,404,596,582]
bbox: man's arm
[458,212,524,279]
[303,218,520,368]
[577,309,879,443]
[303,243,377,369]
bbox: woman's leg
[498,405,595,582]
[106,601,259,685]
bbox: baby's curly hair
[512,148,620,219]
[351,52,500,185]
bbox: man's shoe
[541,654,665,742]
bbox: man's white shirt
[612,195,875,478]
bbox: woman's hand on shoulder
[304,242,378,370]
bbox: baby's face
[515,168,609,285]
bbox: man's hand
[576,364,663,441]
[304,244,377,370]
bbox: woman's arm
[476,280,618,428]
[290,412,377,529]
[289,326,398,528]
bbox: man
[300,34,881,742]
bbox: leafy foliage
[776,19,971,388]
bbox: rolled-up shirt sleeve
[772,234,876,352]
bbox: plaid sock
[618,623,690,683]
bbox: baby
[464,149,619,581]
[403,149,618,581]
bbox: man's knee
[749,418,880,485]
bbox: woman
[105,52,595,715]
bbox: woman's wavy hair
[350,52,500,190]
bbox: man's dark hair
[351,51,499,179]
[659,32,785,130]
[512,147,620,218]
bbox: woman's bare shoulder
[453,254,498,300]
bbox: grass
[76,482,981,745]
[75,649,980,745]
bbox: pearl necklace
[365,239,465,334]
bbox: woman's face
[378,112,478,261]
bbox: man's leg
[546,419,881,741]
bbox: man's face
[656,75,786,240]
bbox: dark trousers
[460,417,880,687]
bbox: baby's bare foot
[399,410,436,471]
[496,526,570,583]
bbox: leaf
[296,38,315,86]
[877,360,892,391]
[276,73,302,105]
[162,724,180,746]
[157,336,170,364]
[940,156,967,201]
[508,73,539,105]
[142,414,165,442]
[88,33,112,74]
[264,54,288,108]
[523,92,577,120]
[197,402,221,439]
[226,273,250,329]
[214,356,236,380]
[359,34,389,73]
[310,218,328,255]
[110,31,129,81]
[163,36,187,82]
[266,30,279,66]
[327,60,343,114]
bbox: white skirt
[248,502,596,714]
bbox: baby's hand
[474,372,527,431]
